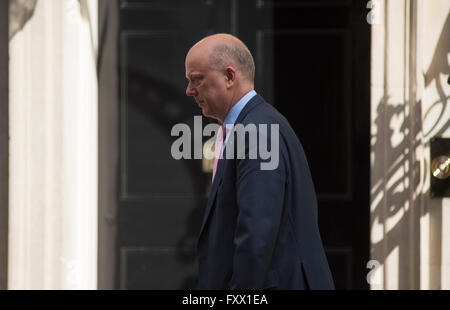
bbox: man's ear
[225,67,236,87]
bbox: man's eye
[191,78,201,85]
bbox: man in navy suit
[185,33,335,290]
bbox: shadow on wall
[370,94,424,289]
[370,12,449,289]
[424,13,450,138]
[9,0,38,40]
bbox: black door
[117,0,370,289]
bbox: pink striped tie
[212,125,226,182]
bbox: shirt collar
[223,90,257,128]
[222,90,257,146]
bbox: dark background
[114,0,370,290]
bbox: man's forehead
[186,55,209,75]
[186,50,207,64]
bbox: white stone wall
[8,0,98,289]
[370,0,450,289]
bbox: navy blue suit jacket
[197,94,335,290]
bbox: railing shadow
[370,11,449,289]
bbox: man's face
[185,48,228,121]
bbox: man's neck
[221,86,254,123]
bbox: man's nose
[186,83,196,96]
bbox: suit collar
[223,90,257,127]
[233,93,264,125]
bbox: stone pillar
[0,0,9,291]
[370,0,450,289]
[8,0,98,289]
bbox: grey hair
[209,43,255,83]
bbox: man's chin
[200,107,210,118]
[199,107,218,121]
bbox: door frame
[98,0,120,290]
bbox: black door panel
[117,0,370,289]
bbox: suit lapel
[197,94,264,240]
[198,146,226,239]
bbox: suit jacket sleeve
[230,124,286,289]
